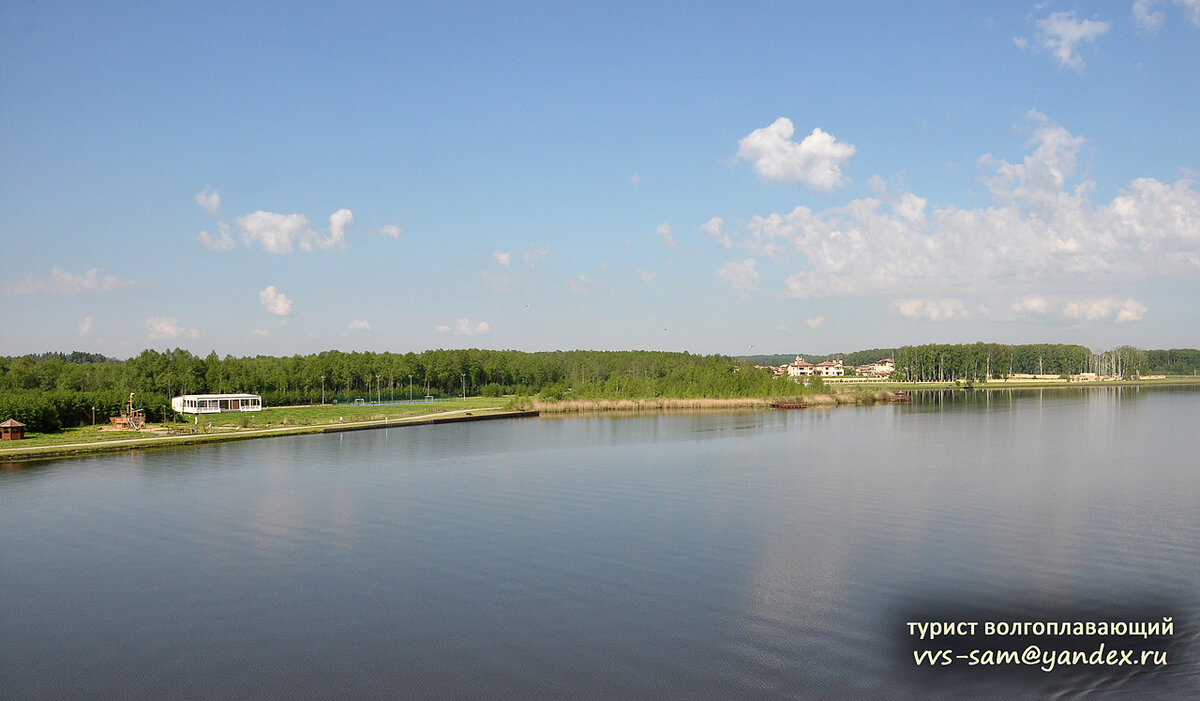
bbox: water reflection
[0,387,1197,699]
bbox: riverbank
[0,404,533,463]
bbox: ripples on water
[1,387,1197,699]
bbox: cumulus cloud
[197,222,235,251]
[347,319,371,331]
[252,328,271,337]
[147,316,199,340]
[8,267,135,295]
[1136,0,1200,30]
[892,298,969,321]
[493,251,511,267]
[700,217,732,248]
[736,117,856,191]
[238,209,351,254]
[636,269,657,284]
[1011,297,1049,316]
[630,173,642,185]
[436,318,491,335]
[805,316,826,329]
[258,285,293,316]
[195,186,220,215]
[717,258,760,297]
[1033,12,1110,69]
[719,112,1200,308]
[1134,0,1167,30]
[379,225,403,240]
[655,223,678,250]
[1063,298,1147,323]
[78,316,93,336]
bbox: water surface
[2,387,1197,698]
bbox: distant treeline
[0,348,808,432]
[2,344,1196,433]
[890,343,1200,382]
[748,344,1200,382]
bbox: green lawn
[1,397,508,453]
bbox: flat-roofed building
[171,393,263,414]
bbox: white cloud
[892,299,969,321]
[1138,0,1200,29]
[1134,0,1167,30]
[147,316,200,340]
[630,173,642,185]
[1181,0,1200,25]
[1011,297,1049,316]
[78,316,93,336]
[805,316,826,329]
[195,186,220,215]
[8,267,136,295]
[655,223,678,251]
[1013,36,1029,49]
[1034,11,1110,69]
[347,319,371,331]
[252,328,271,337]
[258,285,293,316]
[523,246,550,265]
[493,251,511,267]
[379,225,403,240]
[1116,299,1149,322]
[717,258,759,297]
[636,269,657,284]
[437,318,491,335]
[736,117,856,192]
[700,217,732,248]
[722,112,1200,307]
[1063,298,1147,323]
[197,222,235,251]
[237,209,351,254]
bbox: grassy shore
[1,398,507,463]
[5,377,1197,462]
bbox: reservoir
[2,387,1197,699]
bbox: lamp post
[461,373,466,399]
[321,375,325,405]
[376,375,381,405]
[408,375,413,402]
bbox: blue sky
[3,1,1199,358]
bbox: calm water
[2,387,1198,699]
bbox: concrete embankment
[1,409,540,464]
[321,410,540,433]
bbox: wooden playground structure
[109,393,147,430]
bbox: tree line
[890,343,1199,382]
[0,348,808,432]
[2,343,1195,433]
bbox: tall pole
[321,375,325,405]
[408,375,413,402]
[376,375,381,404]
[461,373,466,399]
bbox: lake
[1,387,1197,699]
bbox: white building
[786,356,815,377]
[171,393,263,414]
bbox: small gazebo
[0,418,26,440]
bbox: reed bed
[530,390,898,413]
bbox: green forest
[2,344,1197,433]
